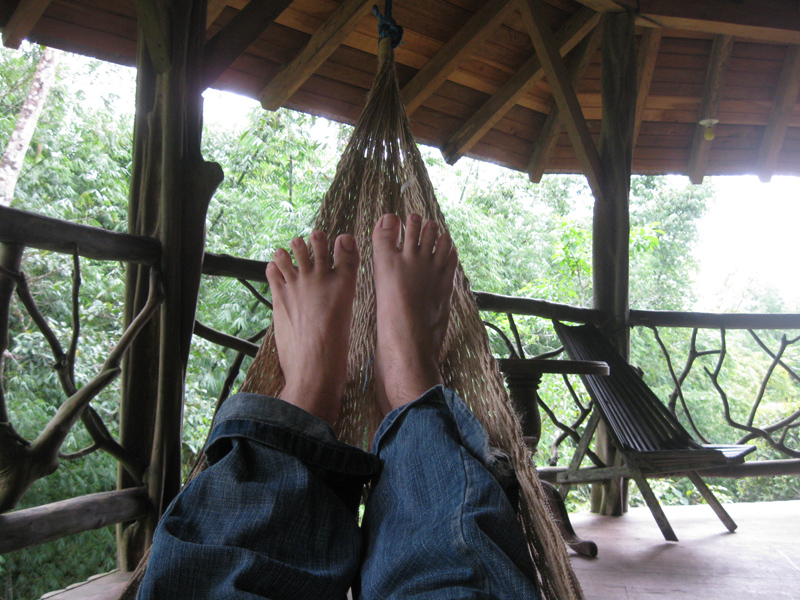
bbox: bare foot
[266,231,359,425]
[372,213,458,415]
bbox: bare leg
[372,213,458,415]
[266,230,359,425]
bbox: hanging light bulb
[699,118,719,141]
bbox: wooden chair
[552,321,756,541]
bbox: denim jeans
[138,386,540,599]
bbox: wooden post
[592,10,637,516]
[117,0,223,568]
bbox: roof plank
[756,44,800,182]
[3,0,53,48]
[400,0,516,114]
[527,23,601,182]
[441,6,599,164]
[687,34,734,184]
[259,0,372,110]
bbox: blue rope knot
[373,0,403,48]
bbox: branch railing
[2,204,799,558]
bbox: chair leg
[686,470,737,532]
[631,474,678,542]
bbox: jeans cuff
[373,385,520,506]
[206,392,381,478]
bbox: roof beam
[203,0,295,88]
[756,45,800,182]
[2,0,53,49]
[687,34,733,185]
[207,0,229,29]
[519,0,605,201]
[441,6,599,165]
[527,24,602,183]
[633,28,661,146]
[401,0,516,115]
[637,0,800,45]
[259,0,372,110]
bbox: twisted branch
[0,271,163,512]
[649,326,710,443]
[238,279,272,310]
[6,260,144,477]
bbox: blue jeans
[138,386,540,599]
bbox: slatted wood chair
[552,321,756,541]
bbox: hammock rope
[119,13,584,600]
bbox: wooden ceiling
[2,0,800,181]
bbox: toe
[403,213,423,254]
[372,213,402,255]
[291,236,312,272]
[266,261,286,301]
[273,247,297,282]
[309,230,330,270]
[420,220,439,254]
[433,232,454,268]
[333,234,360,274]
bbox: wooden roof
[3,0,800,181]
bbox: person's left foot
[266,231,360,425]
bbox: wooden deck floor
[568,500,800,600]
[42,501,800,599]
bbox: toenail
[381,214,399,229]
[340,235,355,251]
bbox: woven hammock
[120,37,584,600]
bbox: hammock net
[121,36,584,600]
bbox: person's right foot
[372,213,459,415]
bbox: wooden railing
[2,205,799,558]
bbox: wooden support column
[118,0,224,568]
[592,10,637,516]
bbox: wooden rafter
[135,0,171,74]
[2,0,52,49]
[687,34,733,185]
[637,0,800,45]
[259,0,373,111]
[401,0,516,115]
[519,0,604,201]
[633,28,661,147]
[207,0,229,29]
[203,0,295,88]
[441,7,599,165]
[756,45,800,182]
[527,24,602,183]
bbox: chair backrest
[553,321,693,453]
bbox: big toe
[372,213,402,257]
